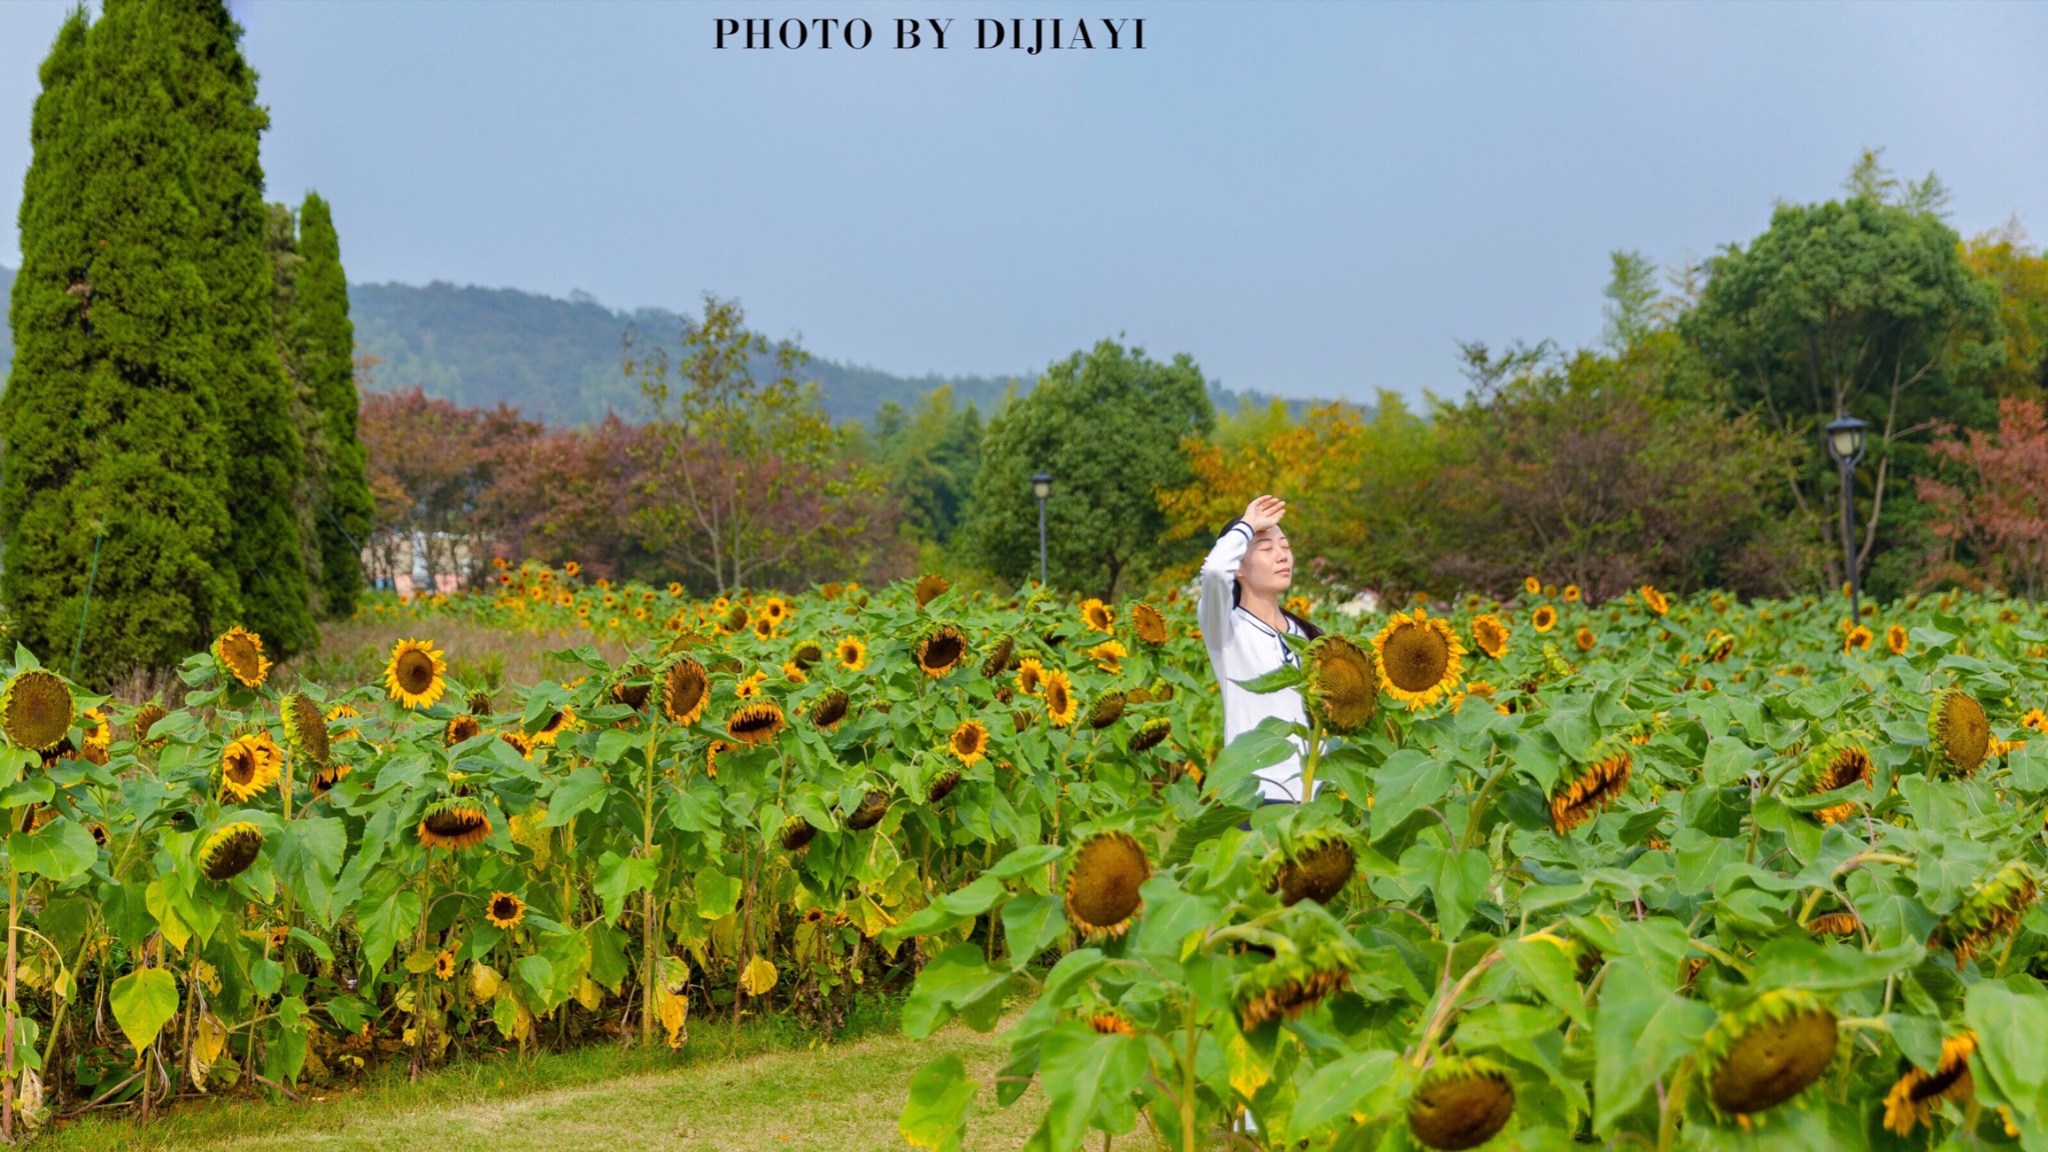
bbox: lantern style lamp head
[1825,415,1868,466]
[1031,472,1054,501]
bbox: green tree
[872,385,983,545]
[962,339,1213,597]
[162,0,316,653]
[1,0,240,680]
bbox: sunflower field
[4,563,2048,1150]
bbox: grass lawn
[39,1018,1041,1152]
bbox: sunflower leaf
[109,968,179,1053]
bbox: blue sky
[3,2,2046,402]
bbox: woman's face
[1238,526,1294,598]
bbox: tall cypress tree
[1,0,240,680]
[160,0,317,654]
[290,193,374,617]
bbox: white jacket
[1198,521,1308,801]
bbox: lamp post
[1824,414,1869,624]
[1030,472,1054,588]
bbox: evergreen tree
[1,0,240,680]
[288,193,373,616]
[161,0,317,653]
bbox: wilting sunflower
[1928,687,1989,776]
[915,625,968,678]
[1065,831,1149,939]
[778,816,816,852]
[726,701,786,745]
[1408,1056,1515,1152]
[1470,615,1509,659]
[1887,624,1909,656]
[198,822,264,883]
[1883,1031,1977,1136]
[212,626,272,689]
[1700,989,1837,1117]
[927,770,963,803]
[949,719,989,767]
[1806,911,1862,937]
[383,638,448,710]
[1080,598,1115,633]
[1574,627,1596,652]
[789,640,824,671]
[980,635,1015,679]
[445,714,483,746]
[1933,860,2039,963]
[1550,748,1631,833]
[1086,1011,1135,1037]
[845,789,891,831]
[1267,829,1356,906]
[131,701,169,748]
[485,891,527,929]
[1016,658,1046,696]
[1087,691,1126,730]
[1523,576,1542,596]
[418,799,492,850]
[1128,717,1172,754]
[1088,639,1126,672]
[1373,609,1464,710]
[913,573,949,607]
[1131,603,1169,645]
[220,733,283,801]
[612,665,652,711]
[0,669,73,753]
[1304,635,1379,734]
[1640,585,1670,616]
[662,658,710,727]
[809,688,850,731]
[1799,736,1872,824]
[1531,605,1558,633]
[279,692,330,767]
[1043,668,1078,727]
[835,637,868,672]
[1235,937,1360,1031]
[530,706,576,747]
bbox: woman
[1197,494,1322,803]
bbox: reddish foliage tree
[1919,397,2048,597]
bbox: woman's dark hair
[1226,520,1324,640]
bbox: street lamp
[1030,472,1054,587]
[1824,414,1869,624]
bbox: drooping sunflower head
[418,798,492,850]
[1882,1031,1977,1136]
[1064,831,1150,939]
[809,688,850,732]
[1928,687,1990,776]
[1043,668,1078,727]
[1233,936,1360,1032]
[778,815,816,852]
[913,573,950,608]
[1640,585,1670,616]
[220,733,283,801]
[1131,603,1169,646]
[212,626,272,688]
[790,641,824,671]
[1531,605,1558,633]
[1128,717,1172,754]
[1700,989,1838,1117]
[383,639,448,710]
[1087,691,1126,730]
[1267,828,1356,907]
[486,891,527,929]
[1799,735,1873,825]
[198,822,264,883]
[927,769,963,803]
[726,701,787,746]
[980,635,1016,680]
[1806,911,1862,937]
[611,665,652,711]
[915,625,968,678]
[836,637,868,671]
[445,714,483,746]
[1373,609,1464,709]
[845,788,891,832]
[1305,635,1379,735]
[1470,614,1509,659]
[661,658,709,727]
[1080,598,1115,633]
[949,719,989,766]
[1550,747,1631,833]
[131,702,169,748]
[1935,859,2040,963]
[1407,1055,1516,1151]
[279,692,331,767]
[0,669,74,752]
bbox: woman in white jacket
[1198,494,1322,802]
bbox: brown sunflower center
[490,895,520,921]
[395,649,436,695]
[425,805,488,838]
[5,672,73,751]
[224,746,258,787]
[1384,622,1450,691]
[919,630,965,672]
[1708,1009,1837,1114]
[1818,747,1871,793]
[1068,834,1148,929]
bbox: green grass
[39,1016,1041,1151]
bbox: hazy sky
[4,2,2046,401]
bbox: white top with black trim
[1197,521,1308,801]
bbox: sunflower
[1806,911,1861,937]
[1043,668,1078,727]
[927,770,963,803]
[1928,687,1989,776]
[762,596,791,623]
[383,639,448,710]
[835,637,868,672]
[1128,717,1172,754]
[980,635,1015,679]
[751,617,775,640]
[1562,584,1582,603]
[1080,598,1114,633]
[1087,691,1126,730]
[1268,829,1355,906]
[279,692,330,767]
[1550,748,1631,833]
[1064,832,1149,939]
[78,707,111,764]
[1086,1012,1135,1037]
[778,816,816,852]
[1130,603,1169,646]
[1,669,73,752]
[1304,635,1379,734]
[131,701,169,748]
[1700,989,1837,1117]
[1844,625,1874,653]
[212,626,272,688]
[1408,1056,1515,1152]
[1531,605,1558,633]
[418,799,492,849]
[563,561,580,578]
[726,701,786,745]
[648,659,708,730]
[1523,576,1542,596]
[198,823,264,883]
[790,640,824,671]
[1088,639,1126,672]
[844,789,891,831]
[1234,937,1359,1031]
[485,891,526,930]
[1800,736,1872,824]
[913,573,949,607]
[948,719,989,767]
[612,666,652,711]
[1574,627,1596,652]
[914,625,967,678]
[1638,584,1670,616]
[1372,609,1464,709]
[2025,708,2048,734]
[220,733,283,801]
[1883,1031,1977,1136]
[530,706,576,747]
[1470,614,1508,659]
[809,688,850,731]
[1886,624,1909,655]
[445,714,483,746]
[1933,860,2039,963]
[1016,658,1046,696]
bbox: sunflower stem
[1298,717,1325,801]
[641,721,660,1050]
[3,864,15,1143]
[1656,1056,1693,1152]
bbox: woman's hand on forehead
[1243,494,1286,533]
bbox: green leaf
[357,888,422,978]
[594,851,659,924]
[1701,736,1756,786]
[1592,957,1714,1133]
[110,967,180,1051]
[899,1055,976,1152]
[1203,717,1298,798]
[693,868,741,919]
[1402,843,1489,937]
[1233,664,1305,695]
[8,816,98,881]
[1163,805,1253,868]
[1369,750,1449,842]
[1967,983,2048,1134]
[1290,1049,1401,1132]
[1748,938,1922,993]
[541,766,610,827]
[902,944,1010,1039]
[986,844,1062,880]
[1501,935,1587,1025]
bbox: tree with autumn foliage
[1918,397,2048,598]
